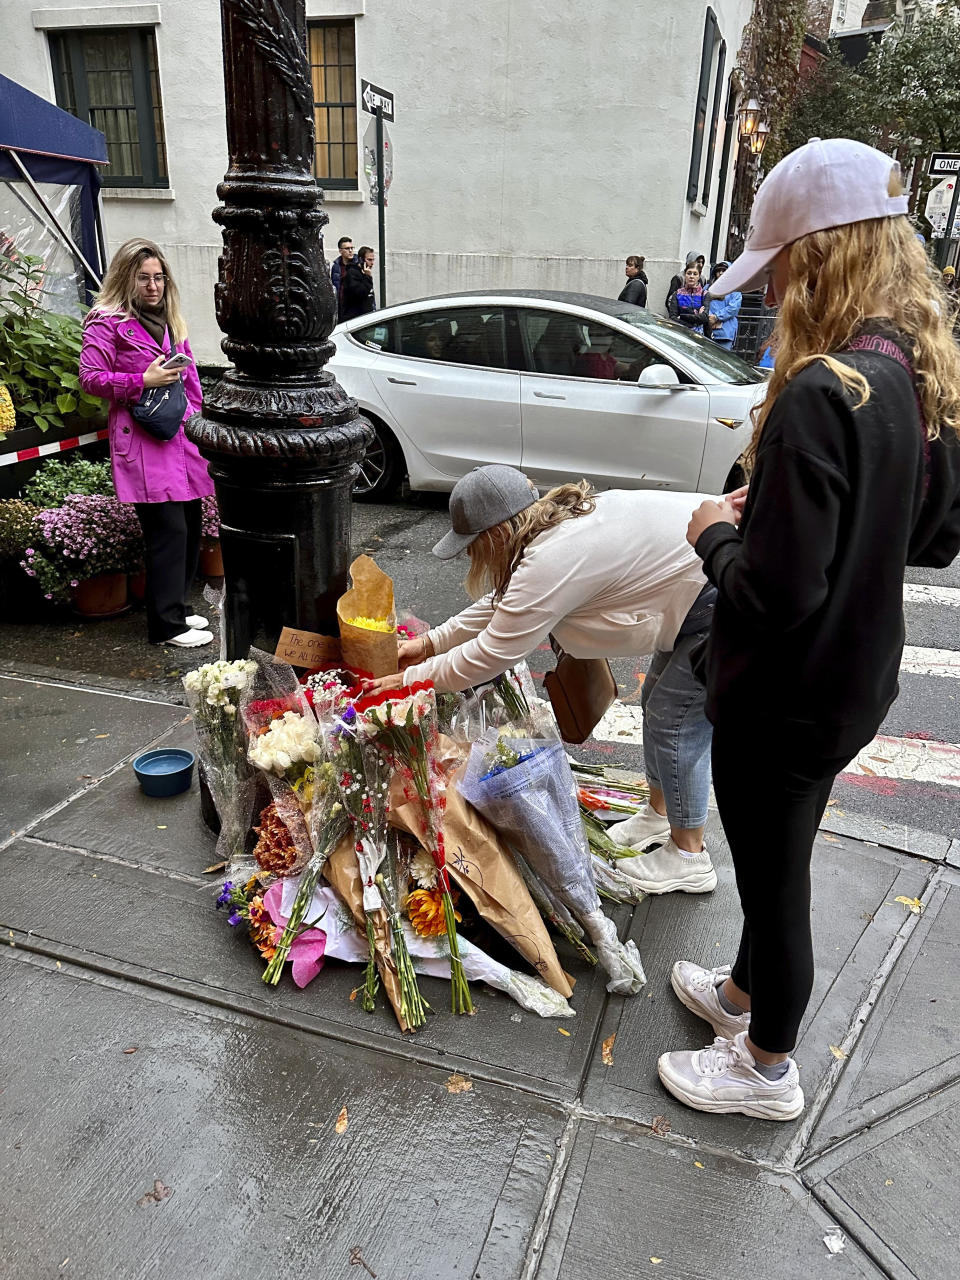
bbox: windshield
[615,310,765,385]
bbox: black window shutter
[687,8,719,203]
[701,38,726,205]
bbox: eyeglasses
[136,274,166,286]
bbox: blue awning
[0,73,108,165]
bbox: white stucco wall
[6,0,752,364]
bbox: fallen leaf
[156,825,167,830]
[558,1027,571,1037]
[650,1259,663,1266]
[894,895,924,914]
[828,1044,847,1060]
[822,834,841,843]
[446,1073,473,1094]
[122,1046,138,1055]
[651,1115,671,1137]
[349,987,360,1002]
[859,764,877,776]
[869,756,892,764]
[884,1179,894,1186]
[136,1179,172,1207]
[94,734,109,739]
[694,1160,704,1169]
[203,861,227,875]
[55,961,61,970]
[335,1105,349,1134]
[601,1033,616,1066]
[827,796,839,806]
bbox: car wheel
[352,416,404,502]
[722,456,747,492]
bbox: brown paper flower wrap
[389,769,574,999]
[337,554,399,677]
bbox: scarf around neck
[132,301,168,349]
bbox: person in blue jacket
[706,261,741,348]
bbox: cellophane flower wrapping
[241,650,320,876]
[458,681,646,996]
[182,658,259,868]
[357,681,473,1014]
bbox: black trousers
[134,499,202,643]
[711,720,857,1054]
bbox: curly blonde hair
[465,480,597,601]
[745,214,960,472]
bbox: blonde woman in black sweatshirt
[656,138,960,1122]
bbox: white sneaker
[608,803,671,850]
[671,961,750,1040]
[165,628,214,648]
[185,614,209,628]
[616,838,717,894]
[658,1031,804,1121]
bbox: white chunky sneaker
[616,838,717,894]
[165,628,214,648]
[658,1032,804,1121]
[671,961,750,1040]
[185,614,209,629]
[608,803,671,850]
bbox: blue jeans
[640,587,715,830]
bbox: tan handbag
[542,636,617,744]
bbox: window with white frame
[308,20,358,188]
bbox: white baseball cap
[710,137,909,297]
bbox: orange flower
[407,886,461,937]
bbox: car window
[520,310,667,382]
[374,306,511,370]
[614,309,765,385]
[352,319,394,351]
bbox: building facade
[6,0,754,363]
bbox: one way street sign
[361,80,394,122]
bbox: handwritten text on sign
[275,627,342,669]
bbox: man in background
[331,236,356,321]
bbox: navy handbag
[131,345,188,441]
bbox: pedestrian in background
[665,251,701,311]
[79,239,214,648]
[618,255,648,307]
[331,235,356,321]
[705,261,741,349]
[341,246,377,321]
[667,264,706,333]
[658,138,960,1122]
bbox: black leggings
[134,499,202,643]
[711,721,857,1054]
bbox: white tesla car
[328,290,766,500]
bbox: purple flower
[25,547,34,556]
[227,910,242,927]
[215,881,234,908]
[342,705,357,724]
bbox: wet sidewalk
[1,667,958,1280]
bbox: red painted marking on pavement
[837,774,904,796]
[902,730,937,740]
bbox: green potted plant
[22,456,114,507]
[0,498,48,620]
[0,250,105,440]
[22,493,145,618]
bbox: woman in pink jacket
[80,239,215,647]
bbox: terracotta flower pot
[71,572,130,619]
[128,570,147,601]
[199,539,224,580]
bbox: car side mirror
[637,363,681,388]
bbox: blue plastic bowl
[133,748,196,797]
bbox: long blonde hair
[746,214,960,472]
[465,480,597,601]
[88,238,188,344]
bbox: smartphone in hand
[161,352,193,371]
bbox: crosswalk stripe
[903,583,960,607]
[845,734,960,789]
[901,646,960,678]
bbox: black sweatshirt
[695,334,960,756]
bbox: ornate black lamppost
[187,0,371,658]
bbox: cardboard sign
[275,626,342,669]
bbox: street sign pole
[938,179,960,271]
[376,105,386,308]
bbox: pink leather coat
[79,310,214,505]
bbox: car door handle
[387,376,417,385]
[533,391,566,400]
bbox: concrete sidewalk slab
[0,675,186,841]
[804,1079,960,1280]
[806,867,960,1153]
[533,1123,883,1279]
[0,950,564,1280]
[1,836,614,1100]
[580,830,931,1165]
